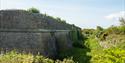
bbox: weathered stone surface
[0,10,78,58]
[0,32,57,57]
[55,32,72,52]
[0,10,74,30]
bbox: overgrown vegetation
[0,8,125,63]
[91,48,125,63]
[81,18,125,63]
[58,18,125,63]
[0,51,75,63]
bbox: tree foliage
[119,18,125,26]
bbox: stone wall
[0,10,75,58]
[0,30,72,58]
[0,10,76,30]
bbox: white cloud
[105,11,125,20]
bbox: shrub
[0,51,75,63]
[91,48,125,63]
[27,7,40,13]
[119,18,125,26]
[85,37,100,49]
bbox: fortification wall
[0,10,74,58]
[0,30,72,58]
[0,10,73,30]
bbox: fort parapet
[0,10,80,58]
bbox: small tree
[96,26,103,31]
[119,18,125,26]
[27,7,40,13]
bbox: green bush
[85,37,100,49]
[27,7,40,13]
[91,48,125,63]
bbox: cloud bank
[105,11,125,20]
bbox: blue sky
[0,0,125,28]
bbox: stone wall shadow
[58,41,91,63]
